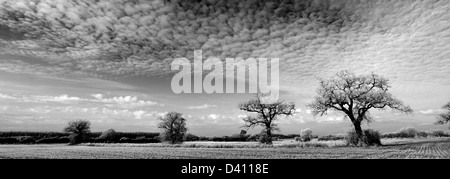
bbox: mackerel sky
[0,0,449,136]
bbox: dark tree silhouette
[239,130,247,136]
[158,112,188,144]
[308,71,413,141]
[436,102,450,129]
[63,120,91,145]
[239,94,295,144]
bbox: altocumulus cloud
[186,104,217,109]
[0,105,163,124]
[0,92,160,108]
[0,0,449,86]
[0,93,165,127]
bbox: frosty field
[0,138,449,159]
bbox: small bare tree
[158,112,188,144]
[307,71,413,142]
[436,102,450,129]
[239,94,295,144]
[64,120,91,145]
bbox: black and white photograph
[1,0,450,168]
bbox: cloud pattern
[0,0,448,82]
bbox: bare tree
[307,71,413,141]
[436,102,450,129]
[239,94,295,144]
[158,112,188,144]
[64,120,91,145]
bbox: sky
[0,0,449,136]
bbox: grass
[1,137,449,159]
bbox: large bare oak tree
[307,71,413,140]
[239,94,295,144]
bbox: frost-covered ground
[1,138,449,159]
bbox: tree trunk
[353,120,363,140]
[265,125,273,145]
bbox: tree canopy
[436,102,450,129]
[63,120,91,145]
[64,120,91,135]
[308,71,413,141]
[158,112,188,144]
[239,94,295,144]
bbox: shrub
[382,128,450,138]
[362,129,382,146]
[132,136,159,143]
[118,137,130,143]
[398,127,417,138]
[431,129,448,137]
[35,136,69,144]
[198,136,210,141]
[382,127,418,138]
[286,134,301,139]
[303,143,329,148]
[258,133,271,144]
[133,136,148,143]
[272,134,296,139]
[345,129,381,146]
[96,129,117,143]
[300,128,313,142]
[68,134,79,145]
[345,130,360,146]
[381,132,399,138]
[0,132,69,139]
[17,136,35,144]
[232,134,250,141]
[68,134,90,145]
[247,134,259,141]
[0,137,19,144]
[184,133,200,141]
[318,135,345,141]
[210,135,249,142]
[58,136,70,143]
[115,132,159,139]
[416,131,429,138]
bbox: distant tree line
[0,131,303,144]
[381,127,449,138]
[1,127,448,145]
[0,130,160,145]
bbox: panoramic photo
[0,0,450,160]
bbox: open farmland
[0,138,449,159]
